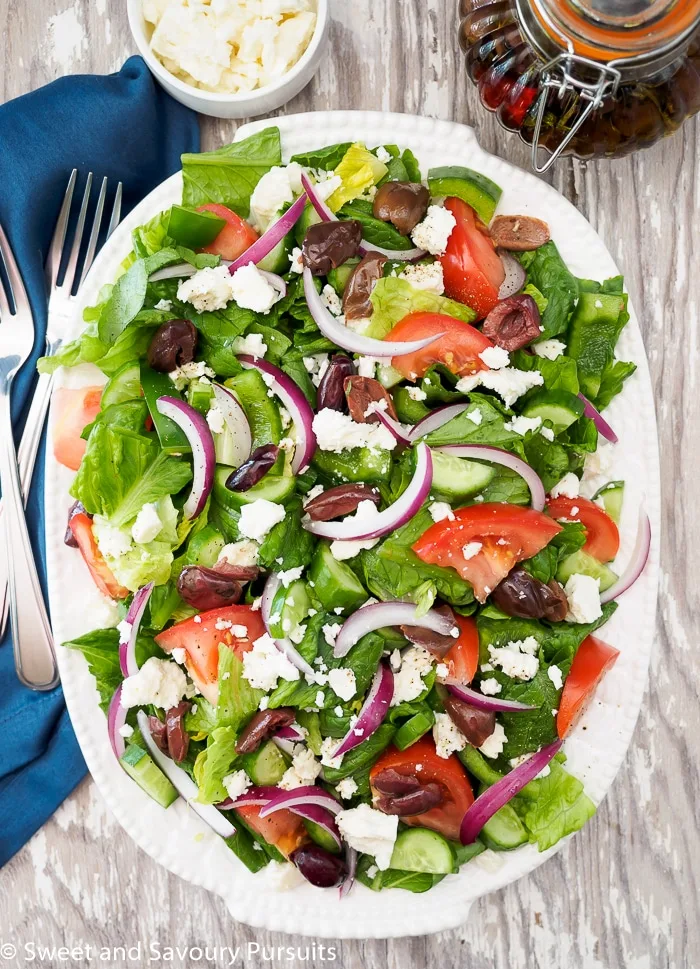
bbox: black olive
[225,444,280,492]
[291,844,347,888]
[302,221,363,276]
[342,251,387,320]
[482,295,541,352]
[316,354,354,412]
[491,568,568,621]
[147,319,198,373]
[176,566,242,611]
[373,182,430,235]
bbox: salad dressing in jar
[458,0,700,169]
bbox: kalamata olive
[482,294,541,351]
[316,354,354,412]
[375,784,443,817]
[372,181,430,235]
[302,220,363,276]
[147,318,198,373]
[235,708,296,754]
[148,715,169,754]
[291,844,348,889]
[372,768,422,796]
[490,215,551,251]
[342,251,387,321]
[491,567,568,621]
[215,561,261,583]
[64,500,89,547]
[165,701,191,762]
[304,483,381,521]
[400,605,458,658]
[225,444,280,492]
[177,566,242,611]
[443,693,496,747]
[344,375,398,424]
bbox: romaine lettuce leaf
[367,276,476,339]
[519,242,579,340]
[215,642,263,730]
[326,144,388,211]
[197,725,238,804]
[289,142,353,170]
[514,757,596,851]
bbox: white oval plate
[45,111,660,938]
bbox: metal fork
[0,173,122,655]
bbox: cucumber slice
[394,710,435,751]
[556,549,618,592]
[187,377,213,416]
[312,447,393,484]
[593,480,624,524]
[140,364,191,454]
[213,466,295,510]
[520,390,585,434]
[185,525,225,568]
[294,201,323,246]
[240,741,287,786]
[225,369,283,451]
[377,364,406,390]
[120,744,178,808]
[430,449,495,499]
[327,257,360,296]
[478,785,528,850]
[268,578,310,639]
[303,818,342,854]
[308,542,367,612]
[389,828,455,875]
[426,166,502,224]
[257,226,294,274]
[102,361,141,409]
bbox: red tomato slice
[547,496,620,563]
[412,503,563,603]
[439,615,480,685]
[557,635,619,738]
[235,805,308,858]
[369,736,474,841]
[69,513,128,600]
[52,386,103,471]
[439,197,505,319]
[197,203,259,261]
[387,312,493,381]
[155,606,266,705]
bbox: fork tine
[45,169,77,292]
[78,176,107,290]
[0,241,12,320]
[107,182,123,240]
[0,223,29,314]
[63,172,93,295]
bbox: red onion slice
[334,599,458,659]
[257,270,287,300]
[434,444,546,511]
[340,844,358,899]
[578,393,618,444]
[497,250,527,299]
[156,397,215,519]
[276,723,306,742]
[148,260,231,282]
[107,685,128,759]
[373,408,412,445]
[301,172,336,223]
[600,508,651,604]
[258,786,342,819]
[334,662,394,757]
[136,711,236,838]
[237,355,316,474]
[119,582,154,678]
[261,572,316,677]
[211,383,252,468]
[228,192,308,274]
[408,403,471,442]
[217,785,278,810]
[460,739,563,844]
[447,683,537,713]
[287,804,342,851]
[304,442,433,541]
[303,267,446,358]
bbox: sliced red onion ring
[217,785,278,810]
[334,662,394,757]
[148,260,231,283]
[408,403,471,442]
[434,444,546,511]
[107,685,128,759]
[497,250,527,299]
[373,408,412,445]
[211,383,252,468]
[136,710,236,838]
[578,393,618,444]
[340,844,358,899]
[447,683,537,713]
[119,582,154,678]
[301,172,336,223]
[228,192,308,274]
[272,721,307,755]
[460,740,563,844]
[304,442,433,541]
[303,267,445,358]
[156,397,215,519]
[600,508,651,604]
[334,599,458,659]
[257,270,287,299]
[287,804,342,851]
[237,355,315,473]
[258,786,342,819]
[261,572,316,678]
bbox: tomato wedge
[413,503,562,603]
[387,311,493,381]
[370,735,474,841]
[52,386,103,471]
[439,197,505,319]
[197,203,258,261]
[557,635,619,738]
[547,496,620,563]
[69,513,128,600]
[235,804,308,859]
[155,606,266,705]
[439,615,480,685]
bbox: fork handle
[0,384,57,689]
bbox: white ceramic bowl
[127,0,329,119]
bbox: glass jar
[458,0,700,169]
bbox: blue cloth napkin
[0,56,200,867]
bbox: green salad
[47,127,647,894]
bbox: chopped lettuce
[215,642,263,730]
[514,757,596,851]
[196,725,238,804]
[367,276,476,339]
[519,242,579,341]
[326,143,388,211]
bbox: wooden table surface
[1,2,698,967]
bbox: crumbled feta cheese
[429,501,454,523]
[278,566,304,588]
[328,667,357,701]
[336,804,398,870]
[336,776,358,800]
[290,246,304,273]
[462,541,483,560]
[279,746,322,790]
[93,519,133,559]
[407,386,428,401]
[466,407,483,425]
[230,625,249,639]
[488,638,540,681]
[401,261,445,295]
[238,499,286,541]
[480,678,502,695]
[170,647,187,666]
[177,265,235,313]
[356,355,380,379]
[218,540,259,567]
[250,166,294,230]
[117,621,133,646]
[312,408,397,453]
[321,284,343,316]
[540,426,555,442]
[433,711,467,759]
[479,345,510,370]
[120,657,189,710]
[479,722,507,759]
[232,332,268,358]
[534,339,566,361]
[456,367,544,408]
[548,665,564,690]
[374,146,392,163]
[411,204,456,256]
[242,633,300,691]
[259,696,269,711]
[329,500,382,560]
[550,472,580,499]
[223,769,252,802]
[302,353,330,388]
[118,723,134,738]
[229,263,281,314]
[389,649,402,672]
[154,298,173,311]
[322,622,342,648]
[168,360,216,390]
[435,663,449,680]
[206,403,226,435]
[319,735,344,769]
[315,173,342,201]
[565,573,602,623]
[505,415,542,436]
[391,646,433,706]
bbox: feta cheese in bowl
[127,0,329,118]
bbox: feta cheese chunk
[547,665,564,690]
[429,501,454,523]
[505,415,542,436]
[550,472,580,499]
[312,408,397,453]
[278,566,304,588]
[336,776,358,800]
[401,261,445,295]
[336,804,398,870]
[480,678,502,696]
[223,769,252,802]
[278,745,322,790]
[131,502,163,544]
[456,367,544,408]
[319,735,344,769]
[206,403,226,435]
[488,638,540,681]
[391,647,433,706]
[411,205,456,256]
[479,722,507,759]
[229,263,281,314]
[250,166,294,231]
[232,332,268,358]
[168,360,216,390]
[534,339,566,360]
[433,711,467,759]
[479,345,510,370]
[461,541,483,560]
[218,540,260,567]
[238,499,286,541]
[177,265,235,313]
[321,284,343,316]
[93,519,133,559]
[242,633,300,691]
[120,657,188,710]
[564,573,602,623]
[328,667,357,701]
